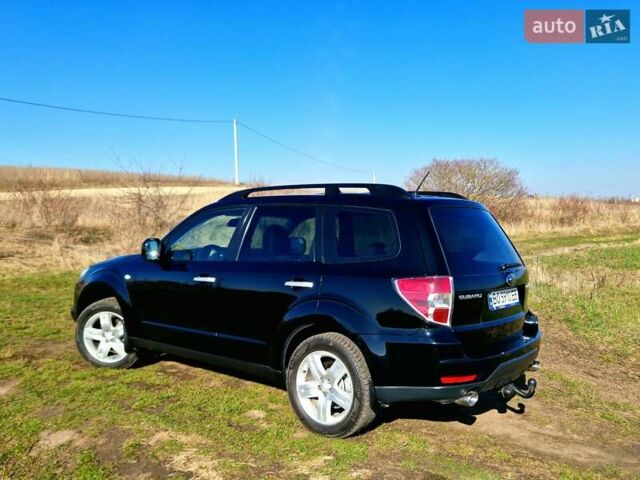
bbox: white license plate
[488,288,519,311]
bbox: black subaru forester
[72,183,541,437]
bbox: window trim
[324,206,401,264]
[237,204,321,264]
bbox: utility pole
[372,171,377,183]
[233,118,239,185]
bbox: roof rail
[412,191,468,200]
[218,183,406,203]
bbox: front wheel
[75,297,138,369]
[286,332,376,437]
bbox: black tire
[75,297,138,369]
[286,332,376,438]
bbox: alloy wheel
[295,350,354,426]
[82,311,127,364]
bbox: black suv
[72,183,541,437]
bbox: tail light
[394,276,454,327]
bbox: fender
[271,297,377,370]
[75,268,138,352]
[76,268,134,320]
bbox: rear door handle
[284,280,314,289]
[193,276,217,284]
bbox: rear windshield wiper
[498,262,522,271]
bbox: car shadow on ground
[375,391,526,429]
[137,353,525,430]
[135,352,287,388]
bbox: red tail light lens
[440,374,478,384]
[394,276,454,327]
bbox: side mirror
[289,237,306,256]
[141,238,162,261]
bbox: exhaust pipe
[454,391,479,407]
[527,360,541,372]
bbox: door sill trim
[129,337,282,382]
[140,320,266,345]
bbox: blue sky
[0,1,638,196]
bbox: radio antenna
[415,170,430,193]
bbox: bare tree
[404,158,528,221]
[106,163,195,249]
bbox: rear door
[207,205,323,364]
[429,206,528,357]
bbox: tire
[75,297,138,369]
[286,332,376,438]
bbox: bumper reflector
[440,374,478,384]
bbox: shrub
[554,196,592,227]
[10,178,82,231]
[404,158,528,222]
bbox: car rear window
[430,207,521,275]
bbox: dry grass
[527,257,640,296]
[9,179,83,232]
[0,165,228,191]
[504,196,640,235]
[0,191,238,274]
[0,167,242,273]
[1,168,639,275]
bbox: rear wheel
[75,297,138,369]
[286,332,376,437]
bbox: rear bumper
[375,347,539,404]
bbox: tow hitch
[500,377,537,399]
[500,360,540,399]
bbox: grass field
[1,225,639,479]
[0,168,639,478]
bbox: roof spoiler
[412,191,468,200]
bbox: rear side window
[327,207,399,262]
[240,206,316,262]
[430,207,521,275]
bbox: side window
[240,206,316,262]
[330,208,399,261]
[168,208,246,262]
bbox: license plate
[488,288,519,311]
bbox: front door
[127,206,248,350]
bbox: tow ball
[501,378,537,399]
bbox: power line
[238,121,369,174]
[0,95,373,178]
[0,96,231,123]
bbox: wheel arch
[274,299,376,372]
[76,271,132,320]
